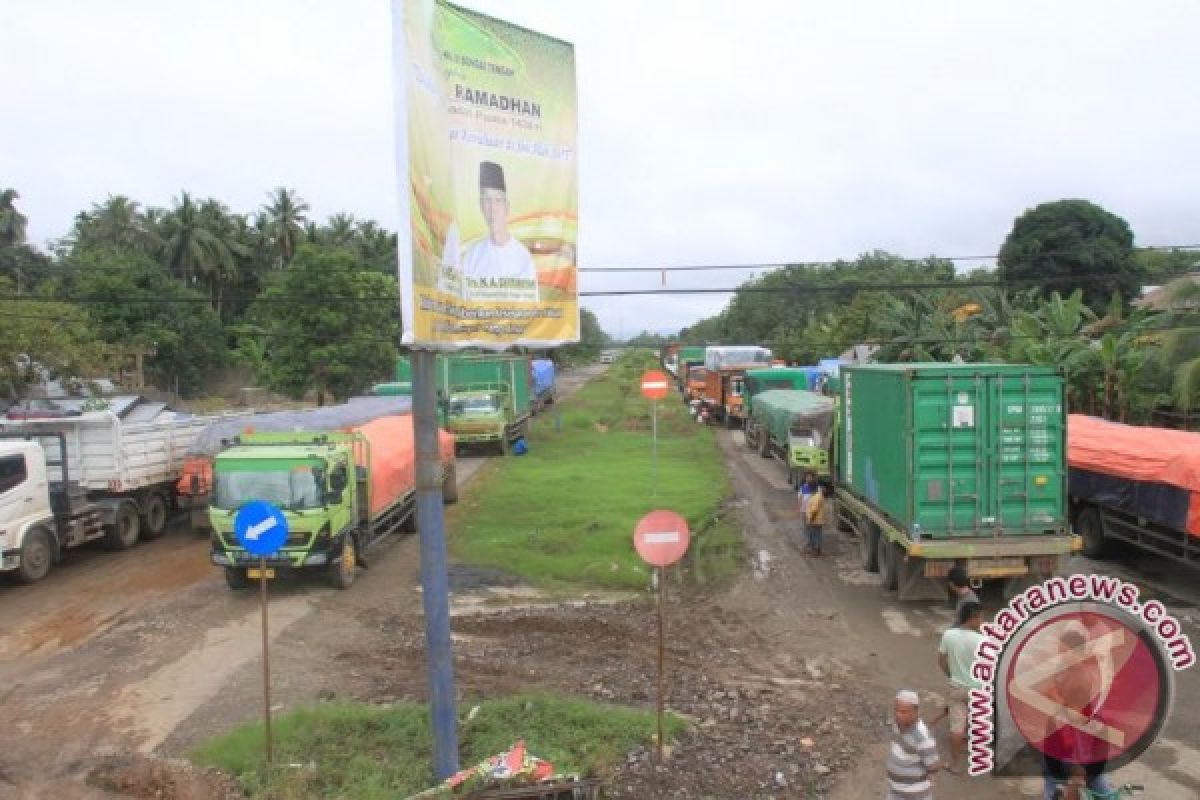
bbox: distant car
[599,352,614,364]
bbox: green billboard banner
[394,0,578,348]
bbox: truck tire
[329,534,358,589]
[879,536,900,591]
[1077,507,1108,559]
[16,526,54,584]
[744,426,757,450]
[725,413,737,430]
[442,462,459,504]
[859,519,880,573]
[225,567,250,590]
[140,491,170,540]
[103,501,141,550]
[758,429,771,459]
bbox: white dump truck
[0,402,243,583]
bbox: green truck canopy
[751,389,835,446]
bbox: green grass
[192,694,683,799]
[449,351,740,590]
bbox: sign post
[640,371,670,498]
[633,510,690,764]
[234,500,290,766]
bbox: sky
[4,1,1199,338]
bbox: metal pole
[652,399,658,499]
[657,564,665,764]
[412,349,459,779]
[259,556,273,766]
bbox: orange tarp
[351,415,454,517]
[1068,414,1200,535]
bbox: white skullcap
[895,690,920,706]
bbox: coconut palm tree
[160,192,238,291]
[1154,277,1200,411]
[261,187,309,267]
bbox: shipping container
[835,364,1078,599]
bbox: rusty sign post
[633,510,690,764]
[640,371,670,498]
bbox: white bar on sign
[642,381,669,389]
[643,531,680,544]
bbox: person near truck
[947,566,979,623]
[886,689,940,800]
[803,481,830,556]
[937,601,984,774]
[797,470,819,554]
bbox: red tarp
[352,414,454,517]
[1068,414,1200,535]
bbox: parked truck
[0,402,246,583]
[743,367,813,418]
[208,414,456,590]
[176,396,413,531]
[744,389,836,485]
[834,364,1080,600]
[1067,415,1200,568]
[677,346,707,396]
[531,358,557,412]
[698,346,772,428]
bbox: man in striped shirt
[886,690,940,800]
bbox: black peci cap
[479,161,506,191]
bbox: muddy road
[3,368,1199,799]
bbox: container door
[913,373,989,535]
[989,373,1065,534]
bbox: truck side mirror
[330,467,347,492]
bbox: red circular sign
[634,510,690,567]
[640,370,671,400]
[1003,608,1169,769]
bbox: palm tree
[324,213,357,247]
[1154,277,1200,411]
[72,194,160,253]
[261,187,309,267]
[0,188,28,247]
[160,192,238,291]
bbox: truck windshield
[214,469,323,510]
[790,426,821,448]
[449,395,499,415]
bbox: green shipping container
[396,354,533,416]
[838,364,1066,538]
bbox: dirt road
[0,365,604,799]
[3,369,1198,799]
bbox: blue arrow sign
[234,500,289,557]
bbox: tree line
[0,187,609,403]
[674,199,1200,421]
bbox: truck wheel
[140,492,170,540]
[859,519,880,573]
[224,567,250,590]
[103,501,141,550]
[880,537,900,591]
[744,427,756,450]
[329,535,357,589]
[725,413,737,430]
[442,462,459,504]
[1077,508,1108,559]
[16,527,54,584]
[758,430,771,459]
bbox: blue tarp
[532,359,556,398]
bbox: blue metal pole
[412,348,459,779]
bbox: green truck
[208,415,457,590]
[382,354,534,455]
[676,346,707,393]
[744,389,835,485]
[835,364,1080,600]
[743,367,813,418]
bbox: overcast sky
[5,1,1199,337]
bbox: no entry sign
[640,370,671,400]
[634,510,691,567]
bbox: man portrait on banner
[461,160,540,303]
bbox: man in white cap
[886,690,940,800]
[461,160,539,303]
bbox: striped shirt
[886,719,939,800]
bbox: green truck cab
[744,389,835,485]
[444,382,523,454]
[833,363,1080,600]
[208,418,454,590]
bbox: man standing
[461,161,539,303]
[938,601,985,773]
[797,470,819,554]
[947,566,979,623]
[886,690,940,800]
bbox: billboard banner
[393,0,578,349]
